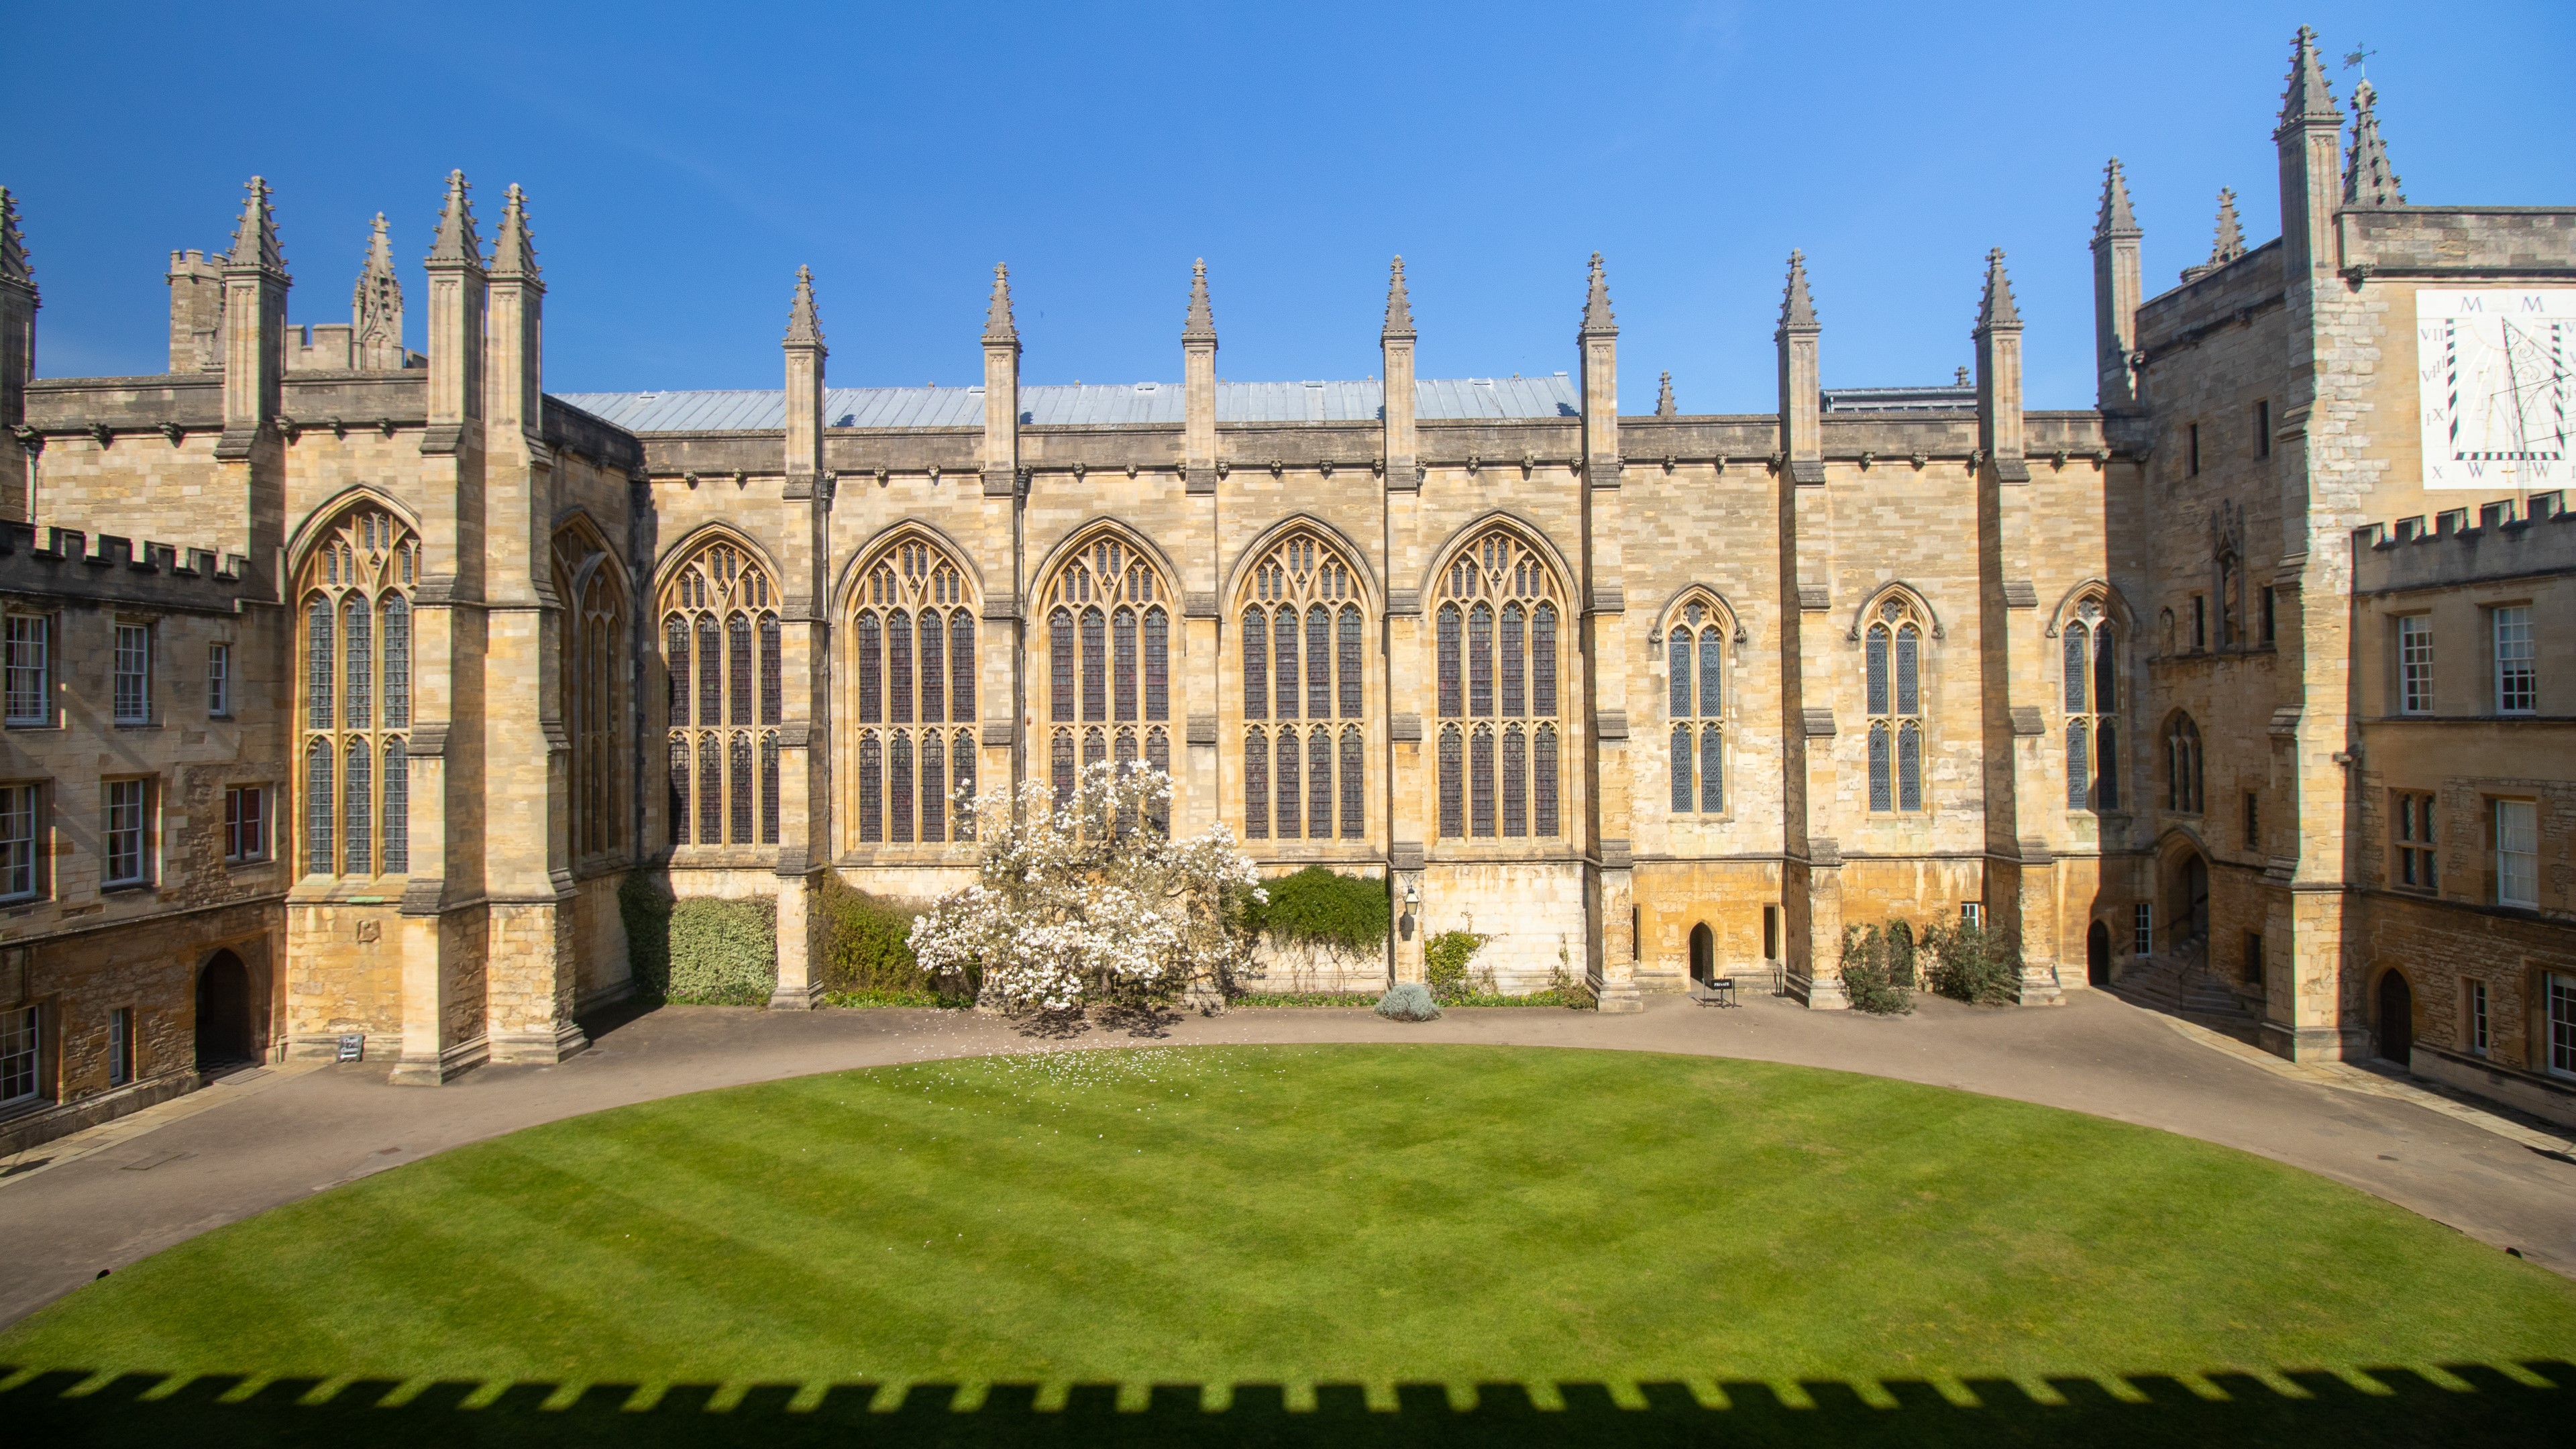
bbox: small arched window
[1239,531,1366,843]
[852,536,977,847]
[1864,595,1927,812]
[2061,598,2118,813]
[298,509,417,877]
[1666,599,1727,814]
[1434,529,1562,839]
[661,541,781,848]
[1040,534,1171,826]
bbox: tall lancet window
[1665,598,1729,815]
[554,528,629,865]
[2060,597,2119,812]
[852,535,978,847]
[299,508,417,877]
[1864,594,1929,813]
[1239,531,1368,844]
[1041,533,1171,830]
[661,541,782,847]
[1434,529,1563,841]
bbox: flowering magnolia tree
[908,763,1267,1013]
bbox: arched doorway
[2174,854,2210,946]
[2086,920,2112,986]
[2377,969,2414,1067]
[195,951,253,1069]
[1688,924,1715,987]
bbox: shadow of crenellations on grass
[6,1360,2565,1448]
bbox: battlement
[0,521,260,614]
[2351,490,2575,595]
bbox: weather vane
[2343,42,2376,74]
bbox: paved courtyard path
[5,989,2573,1328]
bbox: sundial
[2416,288,2572,491]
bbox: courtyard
[3,993,2573,1444]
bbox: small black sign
[336,1034,364,1063]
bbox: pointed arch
[649,523,785,601]
[287,486,423,576]
[835,517,990,615]
[2045,577,2137,639]
[1026,517,1185,604]
[553,519,630,865]
[1428,521,1566,843]
[1413,510,1578,606]
[295,500,419,879]
[1650,584,1748,643]
[1220,513,1383,613]
[1845,582,1943,643]
[1660,586,1734,818]
[1858,588,1932,813]
[847,526,980,852]
[2055,580,2128,815]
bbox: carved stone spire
[427,170,480,267]
[1381,256,1414,339]
[1580,251,1616,335]
[1976,248,2021,331]
[490,183,539,280]
[1655,371,1675,417]
[353,213,405,369]
[0,187,32,294]
[1181,258,1216,343]
[2213,189,2246,264]
[1778,250,1818,332]
[2342,78,2406,208]
[981,263,1015,344]
[2278,24,2340,129]
[229,175,287,278]
[786,264,826,350]
[2095,158,2141,239]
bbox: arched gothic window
[299,508,416,877]
[1041,533,1171,823]
[1240,531,1365,842]
[661,541,781,849]
[1864,595,1927,813]
[553,530,627,863]
[1434,529,1562,840]
[2165,714,2204,815]
[2061,598,2119,812]
[851,537,977,847]
[1666,599,1727,815]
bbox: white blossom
[908,764,1266,1014]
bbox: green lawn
[5,1044,2572,1446]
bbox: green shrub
[1375,982,1442,1021]
[1423,929,1489,1005]
[619,871,675,999]
[1232,991,1383,1008]
[1838,921,1916,1015]
[1250,868,1390,960]
[816,875,936,996]
[1922,918,2023,1006]
[665,897,777,1005]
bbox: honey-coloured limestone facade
[0,29,2569,1150]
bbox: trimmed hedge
[667,897,778,1005]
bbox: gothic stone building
[1,28,2569,1147]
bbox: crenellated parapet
[0,519,258,612]
[2351,490,2574,595]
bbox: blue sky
[9,2,2569,410]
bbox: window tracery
[2060,596,2118,812]
[1240,531,1365,843]
[1864,594,1927,813]
[853,536,977,846]
[2165,714,2204,815]
[299,508,416,878]
[553,530,627,863]
[1042,534,1170,823]
[1434,529,1561,841]
[1666,598,1727,815]
[662,540,780,849]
